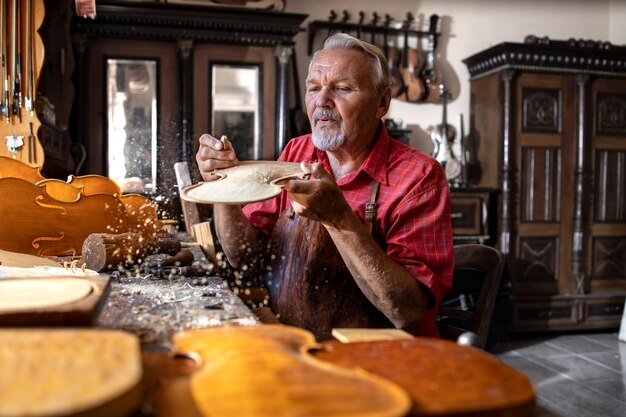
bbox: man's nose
[314,87,334,107]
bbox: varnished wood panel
[518,237,559,283]
[521,88,562,133]
[469,73,502,189]
[521,147,561,222]
[596,93,626,136]
[591,237,626,281]
[595,150,625,222]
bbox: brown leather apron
[262,180,393,341]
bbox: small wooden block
[332,328,414,343]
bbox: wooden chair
[437,244,505,350]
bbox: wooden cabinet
[463,39,626,332]
[70,2,306,218]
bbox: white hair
[310,32,392,96]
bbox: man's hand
[195,134,239,181]
[283,162,353,229]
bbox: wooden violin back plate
[154,325,411,417]
[314,338,536,417]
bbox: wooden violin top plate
[0,249,62,268]
[180,161,305,204]
[0,278,94,311]
[164,325,411,417]
[0,329,142,417]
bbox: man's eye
[306,86,320,93]
[336,86,350,92]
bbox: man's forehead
[306,50,366,82]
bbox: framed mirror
[106,58,158,193]
[211,63,261,160]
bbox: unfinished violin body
[0,177,128,256]
[0,156,160,256]
[153,325,411,417]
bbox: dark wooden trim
[71,1,306,47]
[499,69,515,258]
[463,39,626,79]
[572,74,590,295]
[178,39,194,163]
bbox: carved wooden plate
[0,278,94,311]
[0,329,142,417]
[180,161,305,204]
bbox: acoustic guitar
[383,14,404,98]
[399,12,425,103]
[421,14,443,103]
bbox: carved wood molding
[463,38,626,79]
[71,1,306,46]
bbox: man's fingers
[299,161,332,181]
[198,133,221,148]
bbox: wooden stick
[220,135,232,150]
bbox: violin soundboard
[0,273,110,327]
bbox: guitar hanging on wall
[0,0,45,166]
[399,12,425,103]
[421,14,442,103]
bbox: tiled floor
[490,331,626,417]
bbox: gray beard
[312,130,345,151]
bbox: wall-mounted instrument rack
[0,0,45,166]
[307,10,445,104]
[307,10,438,56]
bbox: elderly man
[196,33,453,341]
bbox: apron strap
[364,180,380,235]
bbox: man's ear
[376,87,392,119]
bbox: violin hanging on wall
[383,14,404,98]
[0,0,45,166]
[431,85,462,182]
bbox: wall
[286,0,625,154]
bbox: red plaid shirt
[243,126,453,337]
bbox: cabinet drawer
[512,300,577,331]
[585,297,625,326]
[450,196,484,235]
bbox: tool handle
[220,135,232,150]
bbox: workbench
[96,271,258,351]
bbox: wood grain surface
[0,329,142,417]
[314,337,536,417]
[154,325,411,417]
[0,274,110,326]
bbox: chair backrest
[437,244,505,349]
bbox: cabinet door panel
[513,74,576,295]
[82,38,180,218]
[192,44,276,161]
[520,147,561,223]
[589,78,626,294]
[594,150,626,223]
